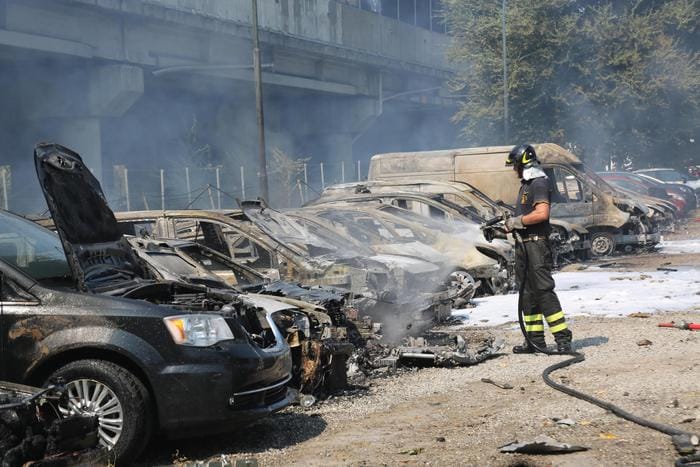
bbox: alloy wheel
[59,378,124,449]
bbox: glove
[504,215,524,232]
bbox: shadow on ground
[573,335,609,350]
[135,410,327,465]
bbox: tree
[444,0,700,169]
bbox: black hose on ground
[511,229,700,464]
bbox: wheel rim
[59,379,124,449]
[591,235,614,256]
[448,271,476,300]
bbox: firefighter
[503,144,573,354]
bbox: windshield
[313,210,399,245]
[603,179,646,195]
[0,211,72,281]
[378,205,457,234]
[643,169,685,182]
[285,215,373,258]
[582,166,616,193]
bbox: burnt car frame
[368,144,660,257]
[308,180,591,262]
[288,202,509,296]
[110,208,454,337]
[36,213,356,398]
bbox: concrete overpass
[0,0,457,211]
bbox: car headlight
[164,314,234,347]
[569,233,580,242]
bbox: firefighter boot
[514,313,546,354]
[555,328,573,353]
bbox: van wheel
[46,359,152,464]
[590,232,616,257]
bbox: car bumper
[614,231,661,247]
[153,343,293,436]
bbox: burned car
[0,143,296,463]
[368,144,658,256]
[307,180,591,263]
[118,235,355,396]
[112,206,454,340]
[35,150,353,399]
[289,203,509,297]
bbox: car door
[545,166,594,228]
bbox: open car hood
[34,143,148,293]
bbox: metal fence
[105,160,366,212]
[336,0,448,34]
[0,160,367,214]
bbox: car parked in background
[597,171,692,215]
[635,168,700,206]
[634,168,700,191]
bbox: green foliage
[444,0,700,169]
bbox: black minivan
[0,145,294,462]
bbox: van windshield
[582,166,616,194]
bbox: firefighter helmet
[506,144,538,168]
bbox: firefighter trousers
[515,237,572,347]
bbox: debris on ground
[553,418,576,426]
[345,330,502,385]
[481,378,513,390]
[637,339,653,346]
[628,312,651,318]
[499,435,589,454]
[399,447,424,455]
[0,382,106,466]
[390,332,503,367]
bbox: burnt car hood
[372,241,448,266]
[34,143,152,293]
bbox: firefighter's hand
[504,215,524,232]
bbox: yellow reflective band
[525,324,545,332]
[524,314,543,323]
[546,311,565,323]
[550,322,569,334]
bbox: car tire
[590,231,616,257]
[46,359,153,464]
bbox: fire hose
[482,217,700,465]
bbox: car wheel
[590,232,616,257]
[46,359,153,464]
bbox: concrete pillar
[21,63,144,181]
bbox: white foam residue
[453,268,700,327]
[658,239,700,255]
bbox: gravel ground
[138,212,700,466]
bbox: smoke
[0,2,459,216]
